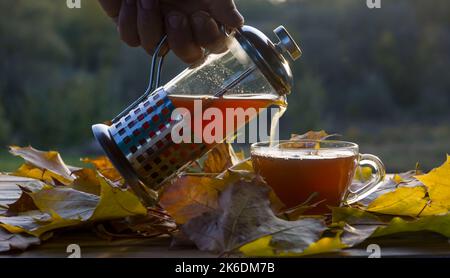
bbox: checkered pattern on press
[108,89,207,188]
[130,124,180,186]
[134,142,208,188]
[110,89,174,156]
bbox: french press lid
[234,25,302,95]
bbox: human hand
[98,0,244,64]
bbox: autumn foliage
[1,133,450,255]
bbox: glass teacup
[251,140,385,213]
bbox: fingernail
[125,0,136,5]
[168,14,183,29]
[139,0,155,10]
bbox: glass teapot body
[92,25,301,205]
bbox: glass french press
[92,25,301,205]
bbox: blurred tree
[0,0,121,147]
[343,73,396,120]
[0,0,448,158]
[282,74,326,135]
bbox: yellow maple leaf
[415,155,450,210]
[14,164,71,185]
[367,186,447,217]
[239,236,274,257]
[393,174,404,184]
[373,214,450,238]
[354,166,373,181]
[300,233,346,256]
[81,157,122,182]
[70,168,101,196]
[239,233,345,257]
[9,146,74,185]
[91,176,147,220]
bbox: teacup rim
[251,139,359,151]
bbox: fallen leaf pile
[1,131,450,256]
[0,146,175,252]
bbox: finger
[98,0,122,18]
[118,0,140,47]
[165,12,204,64]
[207,0,244,28]
[191,11,226,54]
[137,0,164,55]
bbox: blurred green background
[0,0,449,172]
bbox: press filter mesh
[108,88,206,189]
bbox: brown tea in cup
[251,140,385,214]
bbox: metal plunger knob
[274,26,302,61]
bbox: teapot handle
[147,35,169,92]
[149,24,230,87]
[112,35,168,123]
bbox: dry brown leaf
[0,175,46,215]
[291,130,330,140]
[159,175,228,224]
[182,178,327,254]
[98,209,177,239]
[6,189,38,215]
[0,226,40,253]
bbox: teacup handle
[343,154,386,205]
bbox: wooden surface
[1,176,450,258]
[1,230,449,258]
